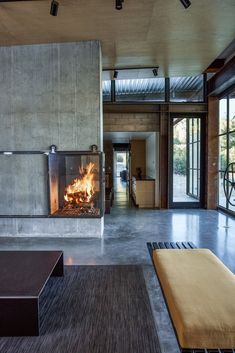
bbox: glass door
[113,150,130,207]
[218,92,235,213]
[169,116,204,208]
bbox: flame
[64,162,95,205]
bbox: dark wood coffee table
[0,250,63,336]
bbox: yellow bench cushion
[152,249,235,349]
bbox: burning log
[54,206,100,217]
[63,162,96,211]
[65,192,94,205]
[64,200,94,209]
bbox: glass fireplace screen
[48,152,104,217]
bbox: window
[218,91,235,212]
[102,80,111,102]
[115,78,165,102]
[170,116,202,207]
[219,99,227,134]
[170,75,204,102]
[187,118,200,199]
[229,92,235,130]
[102,74,206,103]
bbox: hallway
[113,176,133,208]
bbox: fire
[64,162,95,206]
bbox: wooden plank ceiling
[0,0,234,76]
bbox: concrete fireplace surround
[0,41,104,237]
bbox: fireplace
[48,151,104,217]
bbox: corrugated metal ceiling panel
[102,75,203,95]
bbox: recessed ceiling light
[50,0,59,16]
[180,0,191,9]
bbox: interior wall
[104,140,113,188]
[0,41,103,228]
[155,133,160,207]
[104,113,159,132]
[146,133,156,179]
[146,132,160,207]
[206,97,219,209]
[0,41,102,216]
[130,140,146,177]
[0,41,102,151]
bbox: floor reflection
[0,209,235,272]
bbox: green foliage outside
[173,137,186,175]
[173,120,187,176]
[219,115,235,170]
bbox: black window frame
[218,89,235,213]
[186,118,201,200]
[169,113,206,209]
[102,74,207,104]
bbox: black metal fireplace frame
[0,150,104,218]
[48,151,104,218]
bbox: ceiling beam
[204,59,225,73]
[207,56,235,96]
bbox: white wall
[146,133,156,179]
[146,132,160,207]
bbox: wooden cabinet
[131,176,155,208]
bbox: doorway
[113,149,130,207]
[169,116,204,208]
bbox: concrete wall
[0,41,104,236]
[0,41,102,151]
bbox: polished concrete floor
[0,202,235,352]
[112,176,132,208]
[1,208,234,269]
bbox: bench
[147,242,235,353]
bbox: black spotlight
[180,0,191,8]
[113,70,118,79]
[152,68,158,77]
[116,0,123,10]
[50,0,59,16]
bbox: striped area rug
[0,265,161,353]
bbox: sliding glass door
[169,116,204,208]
